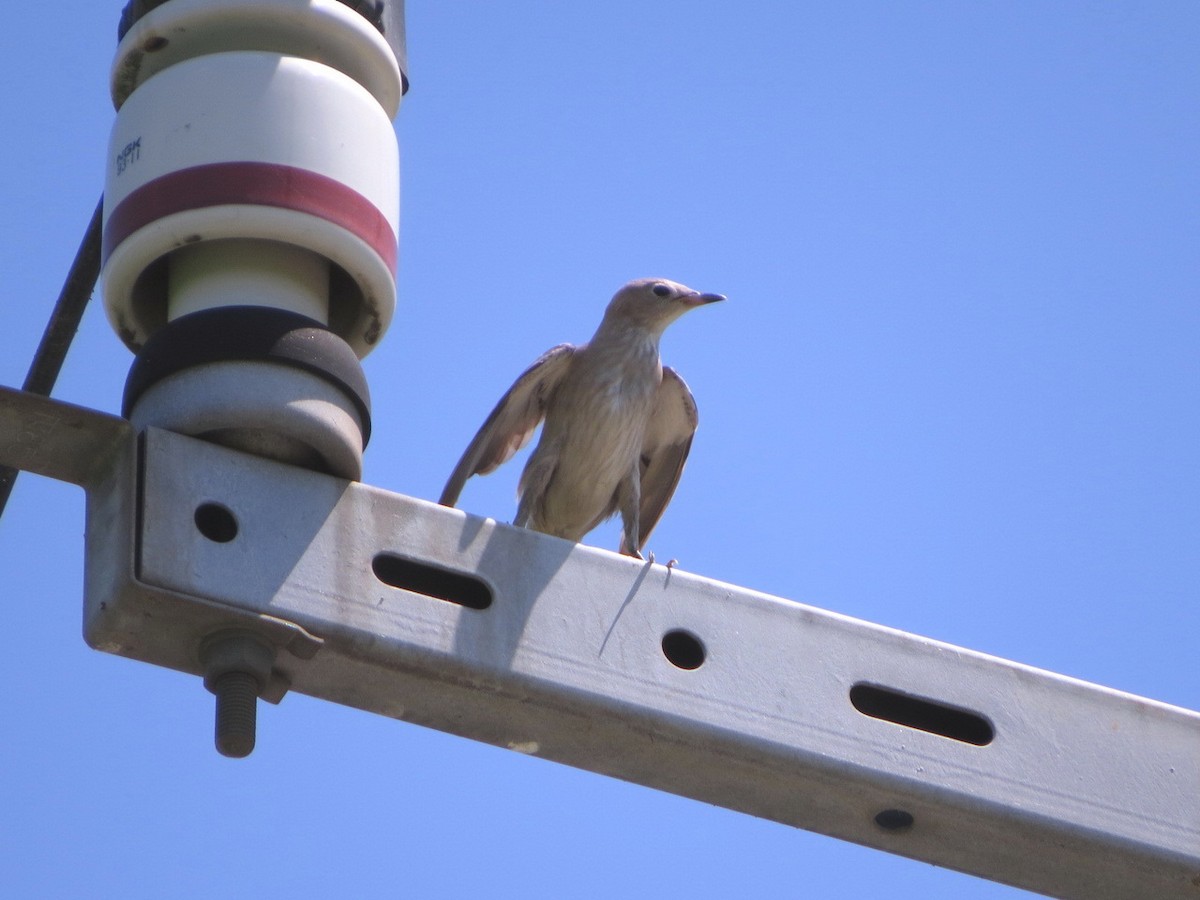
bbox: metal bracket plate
[77,425,1199,900]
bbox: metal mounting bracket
[2,385,1198,899]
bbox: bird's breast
[529,346,661,532]
[551,352,659,439]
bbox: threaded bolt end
[213,670,259,758]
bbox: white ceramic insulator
[102,50,400,357]
[168,240,330,323]
[111,0,403,115]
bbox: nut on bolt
[199,630,276,758]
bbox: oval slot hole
[850,683,994,746]
[372,553,493,610]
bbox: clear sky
[1,3,1197,898]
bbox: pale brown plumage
[439,278,724,558]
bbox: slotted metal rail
[2,391,1195,900]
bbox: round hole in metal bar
[194,502,238,543]
[661,629,706,670]
[874,809,914,832]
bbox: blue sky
[1,3,1197,898]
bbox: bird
[439,277,725,559]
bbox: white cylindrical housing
[111,0,404,115]
[103,0,405,479]
[103,50,399,357]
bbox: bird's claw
[642,551,678,570]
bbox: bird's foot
[642,551,678,569]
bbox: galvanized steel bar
[0,386,128,489]
[80,427,1200,900]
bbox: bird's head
[602,278,726,335]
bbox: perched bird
[439,277,725,558]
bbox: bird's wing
[620,366,699,553]
[439,344,576,507]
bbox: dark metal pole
[0,196,104,518]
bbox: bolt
[199,630,275,759]
[211,670,260,757]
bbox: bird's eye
[651,283,672,298]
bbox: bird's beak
[681,291,727,307]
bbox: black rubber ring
[122,306,372,445]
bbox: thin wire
[0,196,105,519]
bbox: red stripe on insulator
[103,162,397,273]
